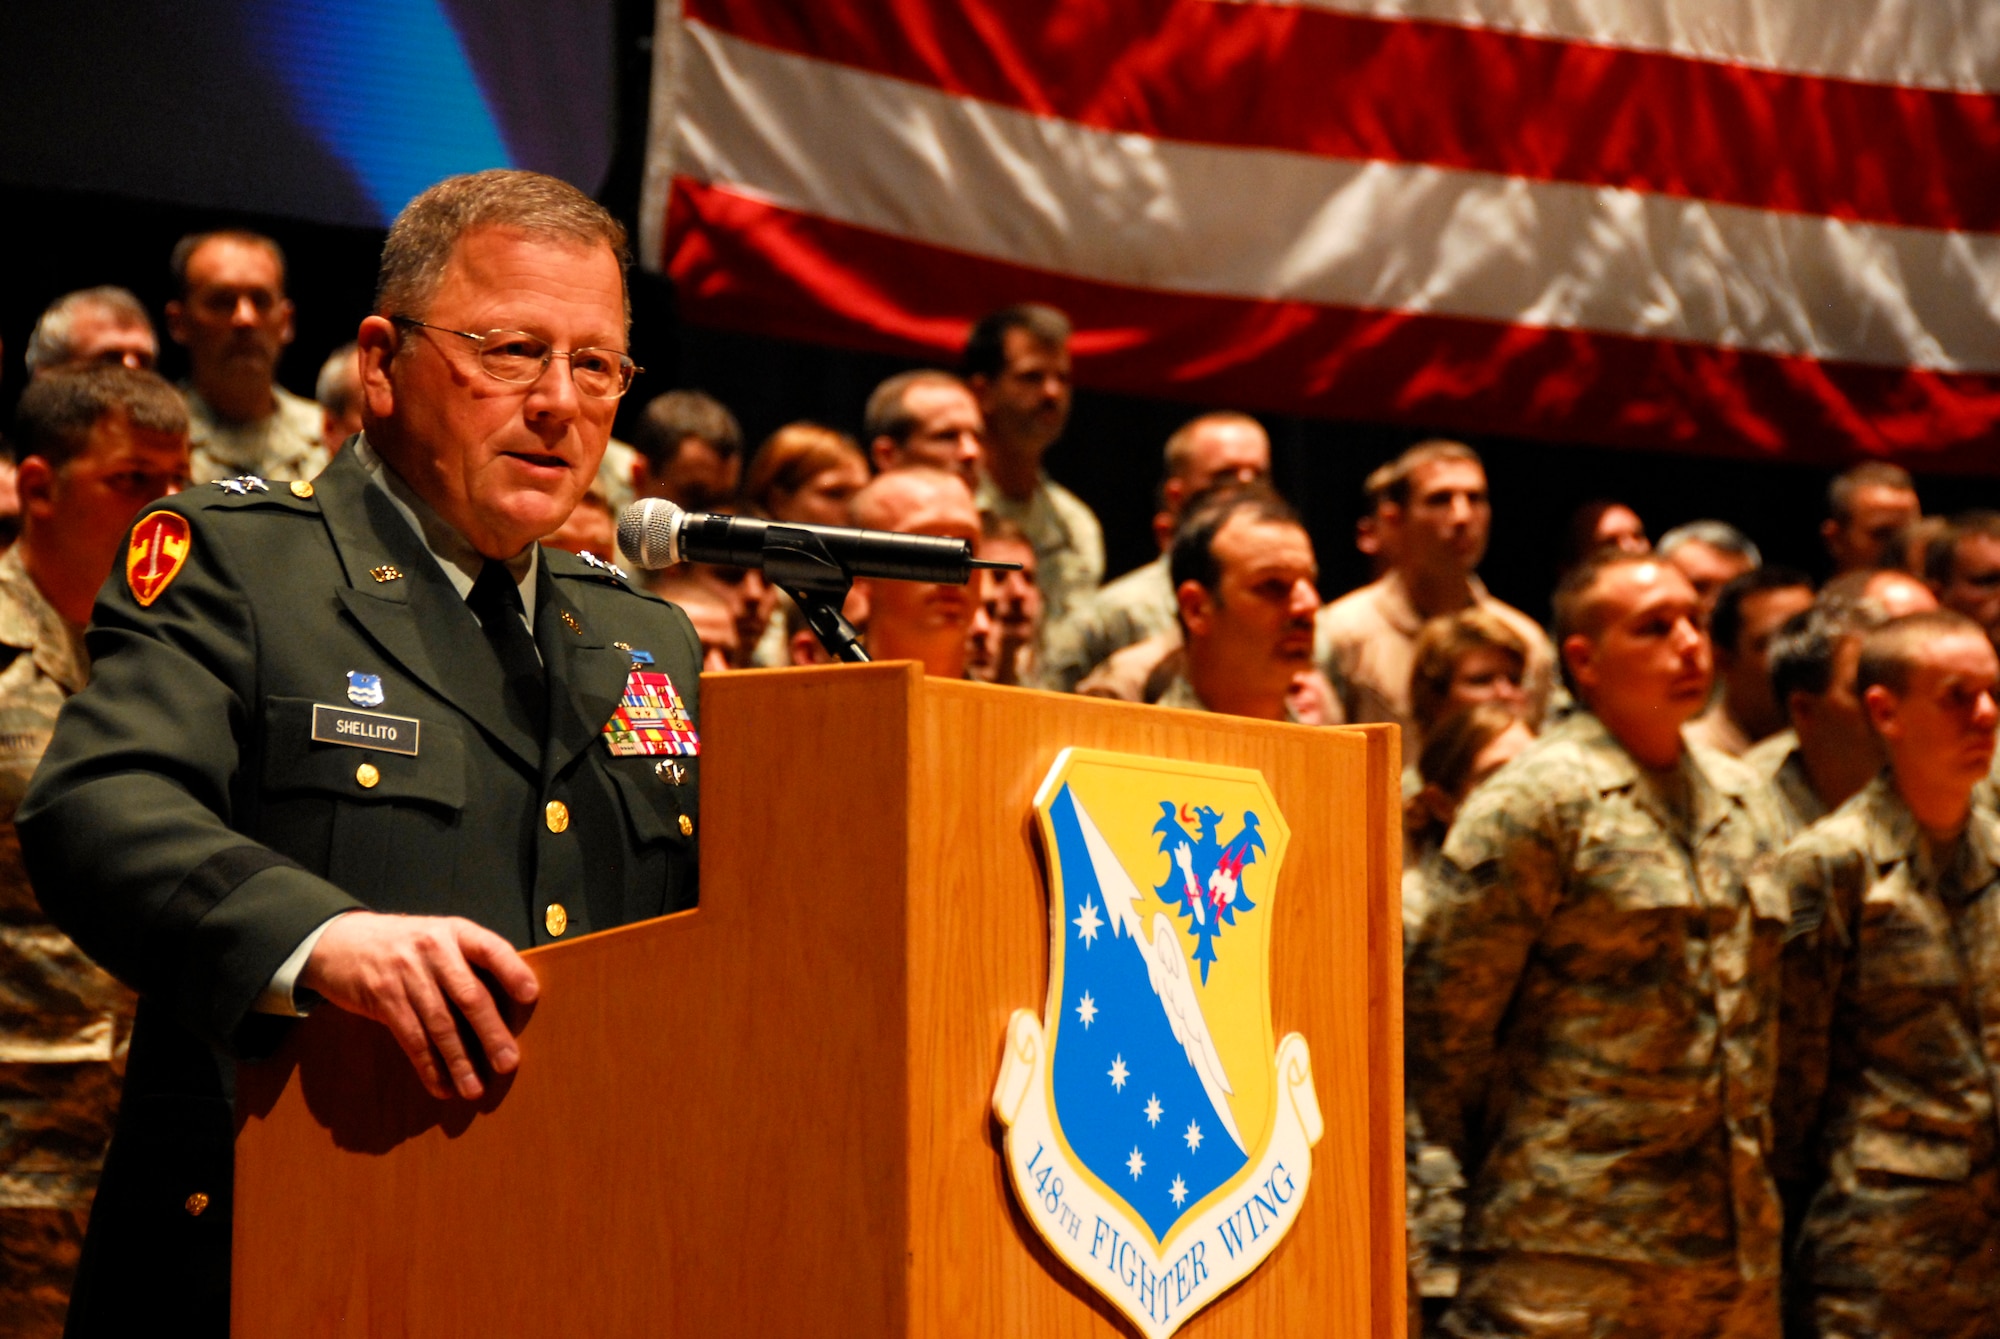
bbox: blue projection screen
[0,0,615,227]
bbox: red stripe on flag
[667,178,2000,470]
[683,0,2000,233]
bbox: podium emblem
[993,749,1323,1338]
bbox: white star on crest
[1184,1120,1204,1153]
[1075,991,1098,1028]
[1143,1094,1163,1127]
[1126,1147,1146,1180]
[1108,1055,1130,1092]
[1072,897,1103,946]
[1169,1175,1189,1207]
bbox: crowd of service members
[9,239,2000,1337]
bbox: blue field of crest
[1048,785,1250,1240]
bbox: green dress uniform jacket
[1405,711,1791,1284]
[1772,776,2000,1334]
[17,446,702,1335]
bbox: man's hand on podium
[301,912,541,1101]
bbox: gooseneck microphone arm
[615,498,1020,664]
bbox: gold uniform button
[545,903,568,937]
[355,763,380,789]
[678,814,694,838]
[185,1192,210,1217]
[545,800,570,833]
[290,479,315,498]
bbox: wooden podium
[233,664,1404,1336]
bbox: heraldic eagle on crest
[1152,803,1264,984]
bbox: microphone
[616,497,1017,586]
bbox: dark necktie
[467,558,547,739]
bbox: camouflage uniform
[1406,712,1790,1337]
[1773,776,2000,1338]
[976,471,1103,630]
[182,383,328,486]
[1741,728,1825,837]
[0,547,133,1335]
[1403,840,1467,1317]
[1039,554,1175,691]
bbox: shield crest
[993,749,1323,1337]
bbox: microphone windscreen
[616,498,683,570]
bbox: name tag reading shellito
[311,704,421,757]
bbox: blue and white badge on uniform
[347,671,385,709]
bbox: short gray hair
[315,342,362,418]
[24,287,154,375]
[375,169,630,326]
[1656,520,1761,567]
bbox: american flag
[641,0,2000,469]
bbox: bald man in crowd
[1316,440,1553,740]
[1153,485,1318,722]
[1408,552,1791,1337]
[1821,461,1920,577]
[1042,411,1270,692]
[24,288,158,378]
[1774,610,2000,1336]
[863,370,984,493]
[166,229,326,485]
[849,468,988,677]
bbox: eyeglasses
[391,316,641,399]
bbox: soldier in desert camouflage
[1772,609,2000,1337]
[1406,551,1792,1338]
[0,365,188,1334]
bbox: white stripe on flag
[1230,0,2000,94]
[678,23,2000,373]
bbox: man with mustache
[166,229,326,486]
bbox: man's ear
[869,437,899,475]
[355,316,400,422]
[275,297,297,350]
[1177,579,1213,638]
[164,300,189,347]
[1863,682,1900,739]
[15,456,57,523]
[1562,633,1596,695]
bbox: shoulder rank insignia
[601,667,699,757]
[578,550,628,580]
[127,511,192,607]
[212,475,269,495]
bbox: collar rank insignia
[212,475,269,495]
[601,666,698,757]
[993,749,1323,1338]
[126,511,192,608]
[577,550,628,580]
[346,671,385,709]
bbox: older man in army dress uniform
[1407,552,1792,1337]
[1773,610,2000,1337]
[0,366,188,1334]
[19,171,703,1336]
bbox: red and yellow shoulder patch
[126,511,191,608]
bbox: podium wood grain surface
[232,663,1404,1336]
